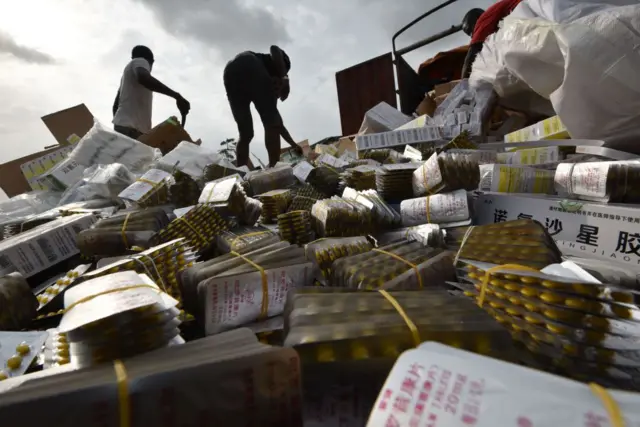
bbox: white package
[155,141,223,179]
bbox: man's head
[462,8,485,36]
[132,45,154,68]
[282,50,291,74]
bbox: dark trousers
[114,125,143,140]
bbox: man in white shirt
[113,45,190,139]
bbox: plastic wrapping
[203,160,247,181]
[77,208,169,257]
[433,80,496,139]
[0,273,38,330]
[342,188,401,229]
[158,204,229,252]
[311,197,373,238]
[307,166,342,197]
[470,4,640,152]
[36,264,91,316]
[283,288,510,364]
[199,175,262,225]
[68,119,159,172]
[246,164,295,195]
[331,241,455,290]
[278,210,314,245]
[215,227,280,255]
[554,160,640,203]
[400,189,472,228]
[155,141,222,179]
[341,165,377,191]
[304,237,373,285]
[412,151,480,197]
[0,331,49,380]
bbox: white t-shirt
[113,58,153,133]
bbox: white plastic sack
[58,164,134,205]
[155,141,223,179]
[68,119,160,173]
[0,191,62,223]
[358,102,412,135]
[471,2,640,152]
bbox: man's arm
[269,45,287,78]
[134,67,181,99]
[112,86,121,117]
[462,43,484,78]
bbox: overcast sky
[0,0,493,172]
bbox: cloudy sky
[0,0,493,171]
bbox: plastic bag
[68,119,160,173]
[0,191,62,224]
[470,3,640,152]
[155,141,223,179]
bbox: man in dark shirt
[461,0,523,77]
[223,46,301,167]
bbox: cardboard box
[415,94,437,117]
[475,192,640,269]
[0,214,97,278]
[137,117,193,155]
[434,79,461,97]
[41,104,94,146]
[355,127,443,151]
[505,115,569,143]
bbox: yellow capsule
[467,272,478,280]
[6,355,22,370]
[503,274,519,281]
[612,305,632,319]
[351,343,369,360]
[546,323,569,335]
[463,291,475,298]
[511,324,523,332]
[15,342,30,356]
[520,287,539,298]
[520,276,539,284]
[539,293,564,304]
[524,315,542,324]
[508,297,522,306]
[489,301,503,309]
[524,303,539,312]
[506,308,520,316]
[541,280,562,289]
[0,371,7,381]
[504,282,520,292]
[316,345,335,362]
[489,279,504,288]
[611,291,634,303]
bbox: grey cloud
[0,31,56,64]
[132,0,290,59]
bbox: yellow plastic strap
[230,251,269,319]
[121,213,132,249]
[138,178,162,204]
[176,217,207,246]
[425,196,431,223]
[379,289,421,347]
[478,264,540,307]
[589,383,624,427]
[206,182,218,203]
[421,163,434,196]
[114,360,130,427]
[65,284,159,313]
[453,226,475,266]
[373,248,423,289]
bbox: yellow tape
[121,213,132,249]
[372,248,423,289]
[379,289,421,346]
[478,264,541,307]
[589,383,624,427]
[176,217,207,246]
[230,251,269,319]
[137,178,162,204]
[113,360,130,427]
[205,182,218,203]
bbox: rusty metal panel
[335,53,396,136]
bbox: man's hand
[279,77,290,101]
[290,143,303,156]
[175,94,191,117]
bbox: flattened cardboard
[137,117,193,155]
[41,104,94,146]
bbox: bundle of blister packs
[168,170,201,208]
[366,342,640,427]
[0,329,303,427]
[311,197,374,237]
[342,165,378,191]
[199,174,262,225]
[118,169,172,207]
[479,164,556,194]
[400,189,472,227]
[304,236,372,285]
[412,151,480,197]
[283,288,511,364]
[257,189,293,223]
[179,242,313,335]
[35,264,91,317]
[331,241,455,290]
[278,210,314,245]
[157,204,229,252]
[373,224,445,248]
[203,161,247,181]
[76,207,169,257]
[0,331,49,380]
[447,219,563,270]
[555,160,640,203]
[215,227,280,255]
[307,165,342,197]
[342,187,401,229]
[375,163,422,201]
[56,271,182,367]
[246,164,295,195]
